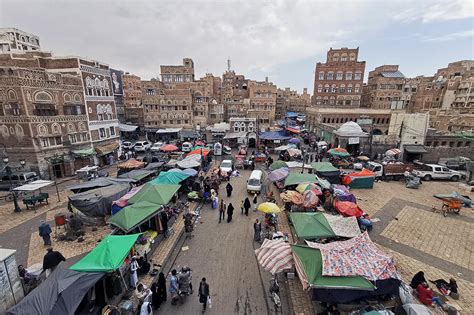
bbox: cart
[440,199,462,217]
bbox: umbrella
[289,137,301,144]
[357,155,370,161]
[280,191,304,205]
[268,167,289,182]
[270,160,288,170]
[255,239,294,275]
[328,148,350,157]
[386,148,401,156]
[257,202,282,214]
[302,190,319,208]
[160,144,178,152]
[296,183,322,194]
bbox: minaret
[227,57,231,72]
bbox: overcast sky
[1,0,473,92]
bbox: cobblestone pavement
[158,169,274,315]
[351,180,474,313]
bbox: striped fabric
[255,239,293,275]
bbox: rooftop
[380,71,405,78]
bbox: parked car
[220,159,233,174]
[121,141,134,150]
[0,171,39,191]
[181,142,193,152]
[133,141,151,152]
[150,142,164,152]
[438,156,471,170]
[413,164,464,181]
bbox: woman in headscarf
[410,271,427,289]
[227,203,234,222]
[151,272,167,310]
[226,182,233,197]
[243,197,251,216]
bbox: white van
[247,170,263,194]
[182,142,193,152]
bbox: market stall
[289,212,360,240]
[69,184,131,217]
[284,173,316,187]
[127,183,180,206]
[68,177,134,193]
[117,169,156,183]
[13,180,56,211]
[342,168,376,189]
[311,162,341,184]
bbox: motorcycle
[269,276,281,308]
[176,266,193,304]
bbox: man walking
[198,277,210,313]
[219,199,226,223]
[38,220,52,246]
[169,269,179,305]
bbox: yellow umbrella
[257,202,282,214]
[296,182,314,194]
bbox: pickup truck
[413,164,463,182]
[438,157,471,170]
[365,161,414,180]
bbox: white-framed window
[346,72,352,80]
[318,72,324,80]
[354,72,362,80]
[327,72,334,80]
[69,134,77,143]
[323,85,330,93]
[349,54,356,61]
[347,85,353,93]
[317,85,322,93]
[233,122,239,132]
[341,54,347,61]
[332,54,339,62]
[110,127,115,136]
[336,72,343,80]
[99,128,106,138]
[355,84,360,93]
[41,138,49,147]
[339,85,346,93]
[331,85,337,93]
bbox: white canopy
[285,161,312,169]
[177,155,201,169]
[118,123,138,132]
[156,128,182,134]
[13,180,54,191]
[223,131,247,139]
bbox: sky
[1,0,473,93]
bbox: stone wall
[422,146,474,163]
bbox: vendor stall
[68,177,133,193]
[69,184,131,217]
[289,212,360,240]
[311,162,341,184]
[342,168,376,189]
[127,183,180,206]
[284,173,316,187]
[13,180,56,211]
[117,169,156,183]
[150,171,190,185]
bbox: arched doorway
[248,132,257,148]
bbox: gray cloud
[0,0,472,91]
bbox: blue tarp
[259,130,291,140]
[286,112,298,118]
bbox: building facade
[362,65,405,109]
[275,88,311,119]
[0,28,40,53]
[0,52,92,178]
[312,47,365,107]
[123,72,144,126]
[248,79,277,130]
[221,70,250,120]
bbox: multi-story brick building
[110,69,125,123]
[0,28,40,53]
[221,70,250,119]
[361,65,405,109]
[312,47,365,107]
[248,78,277,130]
[0,52,92,178]
[275,87,311,119]
[123,72,144,127]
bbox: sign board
[110,69,123,96]
[348,137,359,145]
[357,119,373,125]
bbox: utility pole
[369,121,374,159]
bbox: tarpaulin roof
[127,183,180,205]
[311,162,339,173]
[292,245,375,290]
[108,201,161,233]
[403,144,427,153]
[150,171,190,185]
[117,159,145,169]
[259,130,291,140]
[255,239,294,275]
[117,169,155,182]
[280,190,304,205]
[95,142,119,156]
[302,190,319,208]
[186,148,210,157]
[70,234,141,272]
[284,172,316,187]
[144,162,164,170]
[160,144,178,152]
[347,168,375,178]
[305,232,398,281]
[268,167,289,182]
[13,180,54,192]
[156,128,182,134]
[269,160,288,170]
[334,201,363,217]
[68,177,133,193]
[223,131,247,139]
[69,184,130,217]
[285,161,312,169]
[72,147,96,157]
[177,155,201,168]
[290,212,334,239]
[111,186,143,214]
[7,260,103,315]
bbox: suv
[0,171,39,191]
[150,142,164,152]
[133,141,151,152]
[121,141,134,150]
[413,164,463,182]
[220,160,233,174]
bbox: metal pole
[55,180,60,202]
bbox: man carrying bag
[198,277,210,313]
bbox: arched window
[341,54,347,61]
[318,71,324,80]
[248,122,254,132]
[64,93,72,103]
[317,84,323,93]
[354,72,362,80]
[327,72,334,80]
[7,90,17,100]
[233,122,240,132]
[336,72,343,80]
[349,53,356,61]
[346,72,352,80]
[51,123,61,134]
[34,91,53,102]
[331,84,337,93]
[347,84,353,93]
[67,123,76,133]
[354,84,360,93]
[73,94,82,103]
[339,84,346,93]
[332,54,339,62]
[37,124,47,135]
[103,79,109,96]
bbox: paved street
[158,167,276,315]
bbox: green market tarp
[311,162,341,184]
[128,183,180,205]
[270,160,288,171]
[344,169,375,189]
[290,212,334,239]
[291,245,375,290]
[150,171,190,185]
[70,234,141,272]
[108,201,161,233]
[284,172,316,187]
[72,147,96,157]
